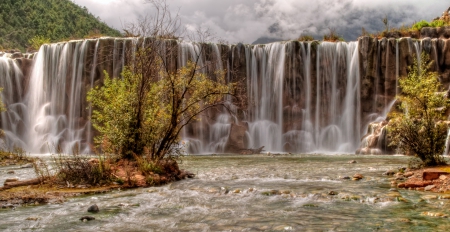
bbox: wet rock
[281,190,291,194]
[353,174,363,180]
[424,185,436,191]
[404,181,433,188]
[422,195,438,200]
[440,195,450,199]
[421,212,448,218]
[6,170,15,174]
[423,171,449,181]
[328,191,338,195]
[439,175,448,180]
[1,204,15,209]
[397,183,406,188]
[26,217,39,221]
[87,204,99,213]
[233,189,241,193]
[383,170,396,176]
[387,192,401,198]
[348,160,357,164]
[340,176,351,180]
[20,163,33,168]
[4,178,19,183]
[80,216,96,222]
[390,181,397,187]
[403,172,414,178]
[261,190,281,196]
[221,187,229,194]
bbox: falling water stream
[1,154,450,231]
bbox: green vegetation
[389,54,448,167]
[87,0,233,162]
[0,0,121,51]
[28,35,51,51]
[412,20,449,31]
[88,61,232,160]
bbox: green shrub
[388,53,448,167]
[430,20,447,28]
[412,20,430,31]
[28,35,50,51]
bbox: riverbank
[393,166,450,193]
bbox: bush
[323,28,344,42]
[298,34,314,41]
[28,35,50,51]
[430,20,447,28]
[388,53,448,167]
[412,20,430,31]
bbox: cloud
[72,0,449,44]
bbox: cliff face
[1,35,450,154]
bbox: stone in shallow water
[383,170,396,176]
[424,185,436,191]
[80,216,95,222]
[353,174,363,180]
[4,178,19,183]
[422,195,438,200]
[87,204,99,213]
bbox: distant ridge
[0,0,121,51]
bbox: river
[1,154,450,231]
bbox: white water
[0,38,441,154]
[2,155,450,231]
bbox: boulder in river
[87,204,99,213]
[80,216,95,222]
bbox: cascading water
[0,37,445,154]
[0,56,26,149]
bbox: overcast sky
[72,0,449,44]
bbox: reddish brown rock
[423,171,449,181]
[404,181,433,188]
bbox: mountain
[0,0,121,51]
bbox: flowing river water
[1,154,450,231]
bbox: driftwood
[0,178,43,191]
[239,146,265,155]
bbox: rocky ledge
[389,166,450,192]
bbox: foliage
[0,0,121,51]
[412,20,431,31]
[298,34,314,41]
[28,35,50,51]
[412,20,449,31]
[88,0,234,161]
[388,53,448,167]
[323,28,344,42]
[88,60,232,160]
[32,150,113,186]
[0,146,31,166]
[430,20,447,28]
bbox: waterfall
[0,56,26,149]
[2,37,444,154]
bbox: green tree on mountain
[0,0,121,51]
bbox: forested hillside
[0,0,122,51]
